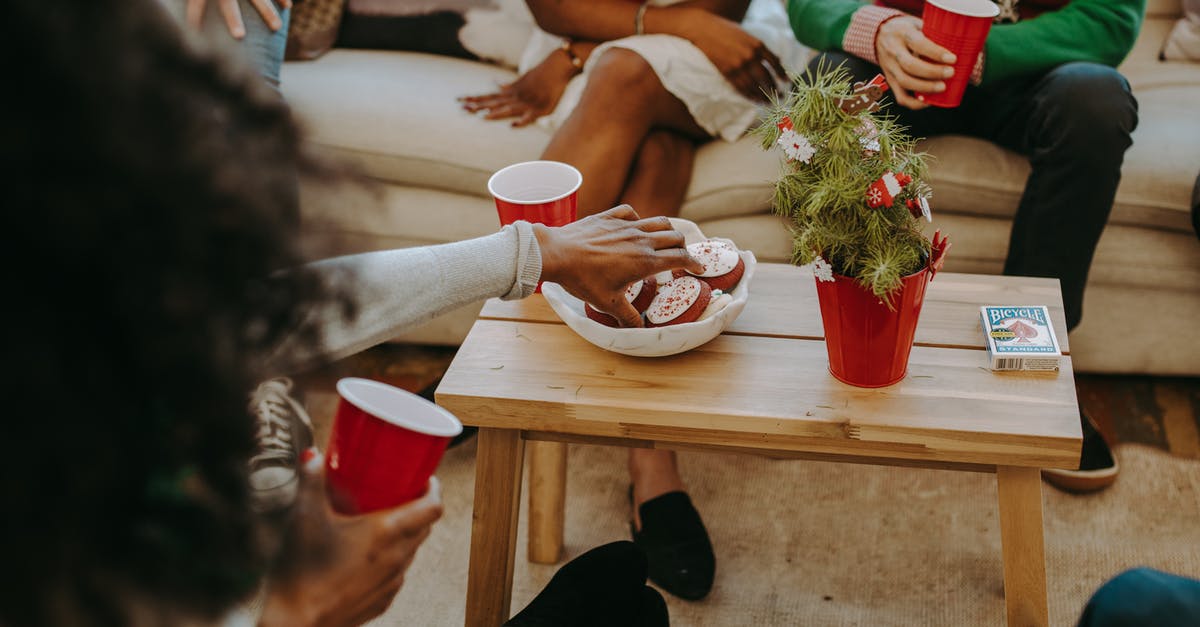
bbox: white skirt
[525,32,761,142]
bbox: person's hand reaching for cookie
[534,205,704,328]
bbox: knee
[1035,63,1138,155]
[586,47,660,106]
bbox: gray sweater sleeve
[263,221,542,374]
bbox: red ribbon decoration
[929,230,951,280]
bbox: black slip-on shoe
[505,541,656,627]
[630,490,716,601]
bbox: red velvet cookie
[685,239,744,292]
[645,276,712,327]
[630,276,657,313]
[584,277,659,327]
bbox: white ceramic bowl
[541,218,756,357]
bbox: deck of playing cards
[979,306,1062,372]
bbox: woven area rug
[366,441,1199,626]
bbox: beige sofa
[282,0,1200,375]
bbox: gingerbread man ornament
[838,74,889,115]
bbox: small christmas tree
[756,65,936,301]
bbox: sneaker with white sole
[248,377,314,511]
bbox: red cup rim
[487,160,582,206]
[335,377,463,437]
[925,0,1000,18]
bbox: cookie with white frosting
[685,239,744,292]
[645,276,712,328]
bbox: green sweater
[787,0,1146,84]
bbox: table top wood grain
[437,265,1081,470]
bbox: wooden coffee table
[436,264,1081,627]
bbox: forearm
[526,0,648,40]
[526,0,749,42]
[675,0,750,23]
[262,223,541,374]
[786,0,864,51]
[981,0,1144,84]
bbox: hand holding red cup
[918,0,1000,107]
[324,378,462,515]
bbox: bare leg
[541,48,706,217]
[622,130,697,524]
[546,49,716,601]
[629,449,685,529]
[620,130,696,219]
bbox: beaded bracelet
[559,38,584,71]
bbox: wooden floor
[297,343,1200,461]
[1077,374,1200,459]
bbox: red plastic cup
[488,160,581,228]
[324,377,462,515]
[488,161,580,291]
[919,0,999,108]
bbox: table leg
[527,440,567,564]
[996,465,1049,627]
[466,428,526,627]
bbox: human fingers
[893,83,930,110]
[884,71,929,110]
[880,57,944,101]
[277,0,293,9]
[644,228,687,252]
[729,69,762,103]
[461,94,510,113]
[894,42,954,82]
[744,59,778,102]
[218,0,246,38]
[381,486,444,539]
[879,37,945,91]
[425,476,441,504]
[248,0,284,31]
[512,108,539,128]
[483,102,528,121]
[186,0,206,28]
[633,215,674,233]
[653,246,705,275]
[905,25,957,65]
[604,299,645,329]
[763,48,789,92]
[458,92,503,105]
[600,203,640,222]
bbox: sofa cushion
[282,50,785,221]
[283,51,544,196]
[284,45,1200,235]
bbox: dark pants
[810,53,1139,330]
[1078,568,1200,626]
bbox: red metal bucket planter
[815,231,951,388]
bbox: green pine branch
[755,64,934,300]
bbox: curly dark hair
[0,1,335,624]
